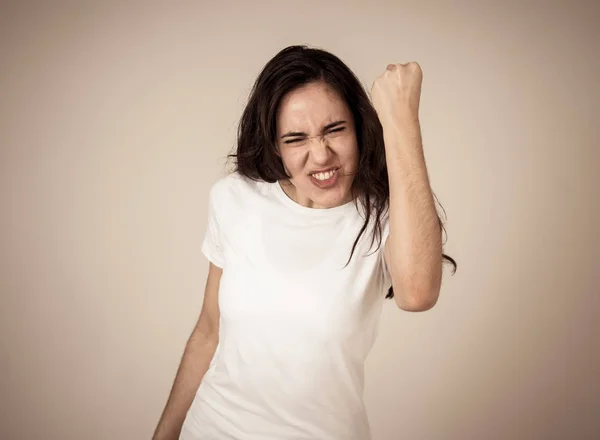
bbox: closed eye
[281,120,347,144]
[284,137,306,144]
[284,127,346,144]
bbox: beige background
[1,1,598,439]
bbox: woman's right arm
[152,262,222,440]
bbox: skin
[276,82,359,209]
[153,62,444,439]
[276,65,443,312]
[152,263,222,440]
[372,62,442,311]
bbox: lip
[308,166,339,175]
[310,167,340,189]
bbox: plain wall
[1,1,598,439]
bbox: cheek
[336,139,359,167]
[280,150,306,176]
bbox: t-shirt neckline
[273,180,356,216]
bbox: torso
[180,173,391,440]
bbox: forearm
[152,331,218,440]
[383,117,442,309]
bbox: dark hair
[228,45,457,299]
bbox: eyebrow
[280,120,346,139]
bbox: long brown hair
[228,45,456,299]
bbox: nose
[307,135,333,164]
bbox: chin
[311,186,351,208]
[288,173,353,208]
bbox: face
[276,82,359,209]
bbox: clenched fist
[371,62,423,126]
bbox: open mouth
[310,167,340,188]
[312,168,337,181]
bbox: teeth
[313,169,335,181]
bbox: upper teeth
[313,170,335,181]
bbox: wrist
[381,115,420,141]
[380,110,419,130]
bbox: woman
[153,45,457,440]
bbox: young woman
[153,45,457,440]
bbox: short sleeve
[201,183,225,268]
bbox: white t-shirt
[180,172,392,440]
